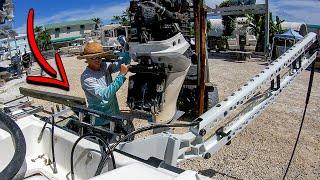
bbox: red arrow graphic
[27,8,57,77]
[27,53,70,90]
[26,8,70,91]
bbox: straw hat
[77,41,112,59]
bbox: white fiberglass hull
[0,114,209,180]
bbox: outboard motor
[127,53,190,122]
[127,0,193,122]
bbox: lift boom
[118,32,319,165]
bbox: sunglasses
[90,57,102,61]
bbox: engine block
[129,0,192,43]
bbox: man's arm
[82,74,126,102]
[109,52,131,73]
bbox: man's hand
[120,64,129,75]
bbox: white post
[7,37,11,59]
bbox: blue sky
[12,0,320,34]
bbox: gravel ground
[23,55,320,179]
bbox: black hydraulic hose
[70,121,198,179]
[282,61,316,180]
[37,116,57,173]
[94,140,109,176]
[51,115,57,174]
[70,118,198,179]
[0,111,26,180]
[37,117,49,143]
[70,133,115,180]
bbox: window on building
[80,25,85,34]
[116,28,126,37]
[105,30,113,38]
[67,27,71,34]
[55,28,60,38]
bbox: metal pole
[194,0,201,115]
[11,21,23,77]
[13,35,22,77]
[199,0,206,115]
[7,34,12,59]
[264,0,270,59]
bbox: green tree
[111,15,121,24]
[219,0,257,36]
[270,14,285,35]
[92,17,102,30]
[34,26,43,34]
[220,0,237,36]
[112,8,130,26]
[246,14,264,51]
[207,20,212,32]
[246,13,285,52]
[34,26,51,51]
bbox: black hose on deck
[0,111,26,180]
[51,115,57,173]
[70,133,115,180]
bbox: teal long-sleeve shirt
[80,52,131,126]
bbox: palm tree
[271,15,285,35]
[220,0,257,36]
[121,16,130,26]
[246,14,264,51]
[34,26,45,50]
[111,15,121,24]
[220,0,237,36]
[207,20,212,32]
[121,8,130,26]
[34,26,43,34]
[246,13,285,52]
[34,26,51,51]
[40,29,51,51]
[112,8,130,26]
[92,17,102,30]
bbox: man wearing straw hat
[78,41,130,127]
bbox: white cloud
[274,0,320,9]
[15,2,128,33]
[269,0,320,24]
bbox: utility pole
[194,0,200,59]
[194,0,206,115]
[199,2,207,115]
